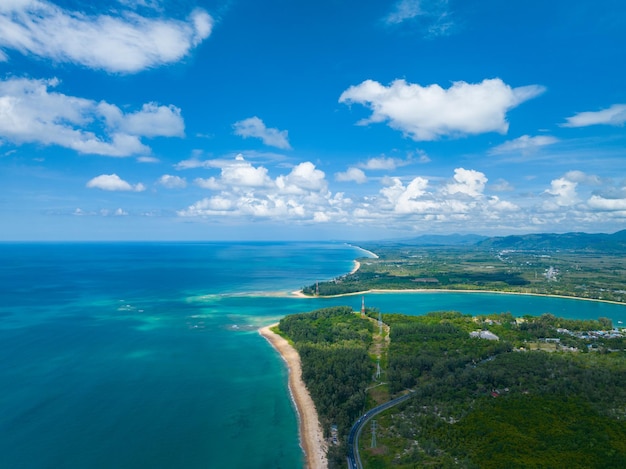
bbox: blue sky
[1,0,625,240]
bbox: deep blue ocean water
[1,242,625,468]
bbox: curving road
[346,390,415,469]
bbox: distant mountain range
[476,229,626,251]
[388,230,626,252]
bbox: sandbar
[259,324,328,469]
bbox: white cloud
[339,78,545,141]
[233,116,291,149]
[444,168,487,197]
[100,102,184,137]
[561,104,626,128]
[179,159,342,222]
[191,155,273,190]
[276,162,327,193]
[0,1,212,73]
[335,167,367,184]
[99,208,129,216]
[542,171,604,212]
[490,135,558,155]
[359,155,414,170]
[137,156,160,163]
[220,157,273,187]
[385,0,423,24]
[0,77,184,156]
[86,174,146,192]
[544,177,579,208]
[175,158,214,170]
[563,170,602,185]
[394,177,431,214]
[488,196,519,212]
[175,162,626,233]
[587,195,626,211]
[194,177,221,190]
[158,174,186,189]
[384,0,453,37]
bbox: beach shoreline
[259,324,328,469]
[289,287,626,307]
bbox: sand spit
[259,324,328,469]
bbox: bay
[1,242,625,468]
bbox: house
[470,330,500,341]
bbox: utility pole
[371,420,377,448]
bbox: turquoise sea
[1,242,626,468]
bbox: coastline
[292,287,626,306]
[259,324,328,469]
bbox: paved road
[346,391,415,469]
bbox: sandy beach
[259,324,328,469]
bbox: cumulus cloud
[443,168,487,197]
[178,163,528,229]
[378,170,494,218]
[277,162,327,193]
[561,104,626,128]
[220,156,273,187]
[487,196,519,212]
[0,1,212,73]
[192,154,273,190]
[544,177,579,208]
[339,78,545,141]
[587,195,626,211]
[0,77,183,156]
[175,161,626,233]
[489,135,558,155]
[158,174,186,189]
[178,158,343,222]
[335,167,367,184]
[233,116,291,149]
[86,174,146,192]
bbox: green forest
[277,306,626,468]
